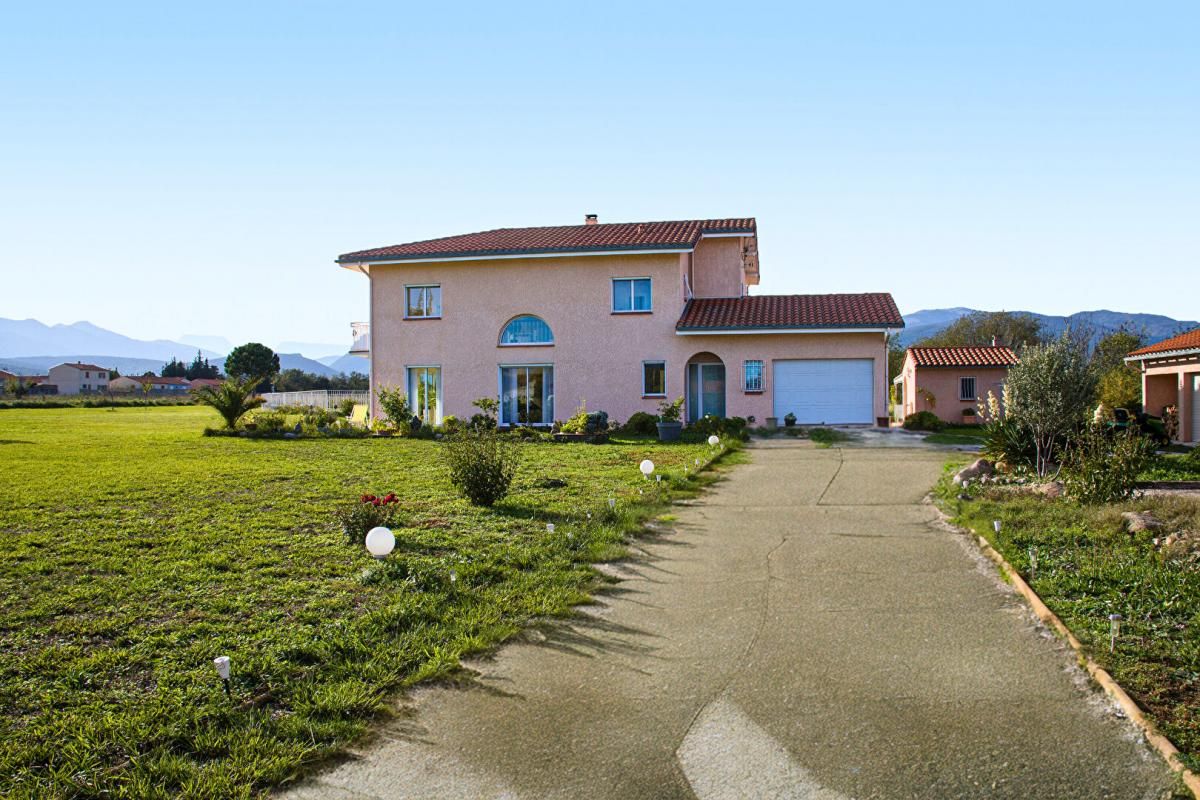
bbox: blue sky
[2,2,1196,351]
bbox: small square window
[613,278,652,312]
[959,376,977,401]
[744,360,764,392]
[405,285,442,318]
[643,361,666,396]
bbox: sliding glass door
[500,366,554,426]
[407,366,441,425]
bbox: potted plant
[784,412,797,427]
[962,407,977,424]
[656,397,684,442]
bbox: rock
[1121,511,1164,533]
[953,458,995,485]
[1033,481,1064,498]
[283,432,298,439]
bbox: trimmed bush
[689,414,749,441]
[443,432,522,506]
[902,411,945,432]
[621,411,658,436]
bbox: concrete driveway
[283,440,1174,799]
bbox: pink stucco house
[337,216,903,428]
[1126,328,1200,443]
[893,346,1018,425]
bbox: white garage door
[773,359,874,425]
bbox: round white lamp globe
[707,435,719,447]
[365,526,395,559]
[639,459,654,477]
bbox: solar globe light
[639,459,654,478]
[707,435,719,447]
[365,526,395,559]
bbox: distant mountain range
[896,308,1199,348]
[0,317,361,377]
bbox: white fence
[260,390,369,410]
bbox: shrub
[981,417,1037,469]
[193,376,266,429]
[443,432,521,506]
[338,397,357,417]
[560,404,609,434]
[252,410,289,434]
[689,414,749,441]
[1006,331,1098,476]
[376,386,412,431]
[1062,426,1155,504]
[902,411,945,432]
[440,415,461,435]
[784,412,797,427]
[468,397,498,431]
[622,411,659,436]
[657,396,684,423]
[335,493,401,545]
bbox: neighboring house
[46,362,111,395]
[109,375,192,394]
[1125,327,1200,444]
[893,346,1018,425]
[337,216,904,427]
[188,378,224,390]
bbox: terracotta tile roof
[188,378,224,387]
[676,293,903,331]
[127,375,191,385]
[907,346,1019,368]
[54,362,110,372]
[1128,327,1200,357]
[0,370,14,381]
[337,218,756,263]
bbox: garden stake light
[1109,614,1123,652]
[546,523,555,533]
[993,520,1002,533]
[608,497,616,511]
[1028,546,1038,580]
[213,656,232,699]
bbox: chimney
[991,336,997,347]
[584,214,598,225]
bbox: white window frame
[498,315,554,346]
[406,365,442,425]
[959,376,977,401]
[611,277,653,313]
[404,284,442,319]
[497,363,555,427]
[743,360,764,392]
[642,360,666,397]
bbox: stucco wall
[1142,356,1200,442]
[691,237,744,298]
[46,365,108,395]
[365,251,888,425]
[899,358,1008,424]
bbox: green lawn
[0,407,735,799]
[923,424,988,446]
[940,472,1200,770]
[1140,452,1200,482]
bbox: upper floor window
[959,376,977,401]
[612,278,652,313]
[406,285,441,318]
[500,315,554,346]
[743,360,764,392]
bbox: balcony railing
[349,321,369,356]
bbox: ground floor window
[959,376,977,401]
[643,361,665,396]
[743,360,763,392]
[407,366,441,425]
[500,365,554,426]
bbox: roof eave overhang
[1124,347,1200,363]
[675,325,899,336]
[336,245,696,267]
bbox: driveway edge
[935,504,1200,799]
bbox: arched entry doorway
[685,352,725,422]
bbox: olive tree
[1006,331,1097,477]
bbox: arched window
[500,315,554,346]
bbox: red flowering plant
[336,492,402,545]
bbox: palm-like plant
[194,376,266,429]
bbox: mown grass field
[0,406,735,798]
[940,473,1200,770]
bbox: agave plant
[194,376,266,429]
